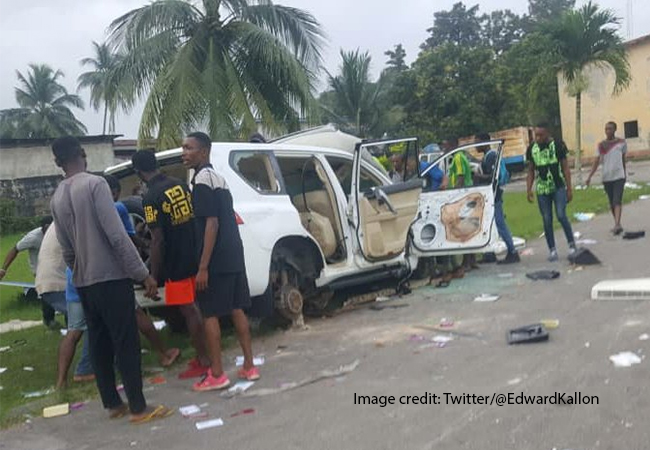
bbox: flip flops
[109,404,129,419]
[130,405,173,425]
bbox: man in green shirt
[442,137,473,189]
[526,123,576,261]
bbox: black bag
[568,248,601,265]
[526,270,561,280]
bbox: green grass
[503,185,650,240]
[0,233,41,323]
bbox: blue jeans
[495,198,516,254]
[75,333,93,376]
[537,188,575,251]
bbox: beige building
[558,34,650,164]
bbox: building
[0,135,119,216]
[558,34,650,164]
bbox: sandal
[130,405,173,425]
[109,404,129,419]
[435,280,450,288]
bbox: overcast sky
[1,0,647,139]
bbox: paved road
[2,191,650,450]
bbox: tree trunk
[102,103,108,135]
[574,91,582,184]
[356,108,361,137]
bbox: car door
[410,140,504,256]
[350,138,423,262]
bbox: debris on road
[540,319,559,329]
[23,388,54,398]
[432,335,454,344]
[153,320,166,331]
[568,248,600,266]
[235,356,265,367]
[195,418,224,430]
[474,293,499,302]
[223,360,360,398]
[230,408,255,417]
[574,212,595,222]
[0,368,6,374]
[439,318,454,328]
[639,334,649,341]
[23,366,34,372]
[576,239,598,245]
[148,376,167,385]
[179,405,202,417]
[225,381,255,395]
[507,324,549,344]
[70,402,86,411]
[43,403,69,418]
[369,303,409,311]
[609,352,642,367]
[520,248,535,256]
[497,273,513,278]
[0,346,10,352]
[526,270,560,281]
[409,335,426,342]
[507,377,522,385]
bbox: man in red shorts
[132,150,210,379]
[181,131,259,391]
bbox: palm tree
[78,41,133,134]
[0,64,86,139]
[547,2,630,180]
[324,49,382,137]
[107,0,324,148]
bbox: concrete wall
[558,37,650,163]
[0,141,115,180]
[0,176,62,217]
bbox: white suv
[106,130,514,326]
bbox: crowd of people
[0,121,628,425]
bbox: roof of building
[0,134,122,149]
[625,34,650,48]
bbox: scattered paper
[0,368,7,374]
[23,388,54,398]
[439,318,454,328]
[576,239,597,245]
[625,182,641,190]
[195,418,224,430]
[0,346,10,352]
[227,381,255,394]
[474,293,499,302]
[432,335,453,343]
[638,195,650,200]
[235,356,265,367]
[153,321,166,331]
[179,405,201,417]
[585,342,590,348]
[639,334,649,341]
[574,212,595,222]
[507,377,522,386]
[573,231,582,239]
[23,366,34,372]
[609,351,642,367]
[199,403,209,408]
[520,248,535,256]
[540,319,560,329]
[60,329,68,336]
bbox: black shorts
[196,271,251,318]
[603,178,625,207]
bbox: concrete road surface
[2,191,650,450]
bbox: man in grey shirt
[586,121,627,235]
[50,136,171,424]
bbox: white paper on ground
[0,346,9,352]
[0,368,7,374]
[474,293,499,302]
[227,381,255,394]
[23,366,34,371]
[574,212,595,222]
[609,351,642,367]
[195,418,224,430]
[153,320,166,331]
[432,335,453,343]
[639,334,649,341]
[179,405,201,417]
[639,195,650,200]
[507,377,522,385]
[625,182,641,189]
[235,356,265,367]
[576,239,598,245]
[60,329,68,336]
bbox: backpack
[487,149,510,186]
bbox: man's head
[51,136,86,173]
[131,150,158,182]
[249,132,266,143]
[182,131,212,170]
[40,216,53,233]
[441,137,459,153]
[103,174,122,202]
[475,132,491,153]
[391,153,404,172]
[605,121,617,140]
[534,123,552,145]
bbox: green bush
[0,200,42,236]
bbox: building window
[624,121,639,139]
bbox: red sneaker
[192,369,230,392]
[237,366,260,381]
[178,359,209,380]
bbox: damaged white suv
[106,128,515,326]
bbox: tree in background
[528,0,575,23]
[78,41,134,134]
[321,49,383,137]
[421,2,484,50]
[108,0,324,148]
[546,1,630,177]
[384,44,407,72]
[0,64,86,139]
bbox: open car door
[410,140,504,256]
[351,138,422,262]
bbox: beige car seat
[293,192,338,258]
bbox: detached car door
[410,140,504,256]
[350,138,422,262]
